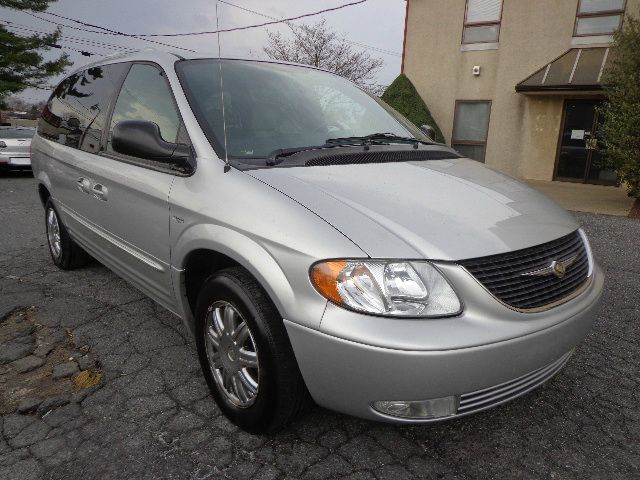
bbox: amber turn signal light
[310,260,347,305]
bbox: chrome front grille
[457,351,573,416]
[459,230,590,311]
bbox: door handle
[91,183,108,201]
[77,177,91,194]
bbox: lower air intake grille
[458,351,572,415]
[459,230,590,310]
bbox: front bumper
[285,264,603,423]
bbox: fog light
[373,396,459,419]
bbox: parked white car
[0,127,35,171]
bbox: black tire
[195,267,309,433]
[45,199,89,270]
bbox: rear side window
[39,63,129,152]
[106,64,180,152]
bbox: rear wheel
[45,199,89,270]
[195,267,309,433]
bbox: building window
[462,0,503,44]
[574,0,625,36]
[452,101,492,162]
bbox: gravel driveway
[1,173,638,480]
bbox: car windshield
[0,128,35,139]
[176,59,428,165]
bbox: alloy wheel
[204,301,260,408]
[46,208,62,260]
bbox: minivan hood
[248,158,578,260]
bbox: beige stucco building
[402,0,639,186]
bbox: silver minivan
[31,52,603,433]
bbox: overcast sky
[1,0,406,103]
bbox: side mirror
[420,124,436,140]
[112,120,193,172]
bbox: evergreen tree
[0,0,70,109]
[382,74,444,143]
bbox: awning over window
[516,47,611,93]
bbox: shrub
[600,15,640,198]
[381,74,444,143]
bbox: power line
[2,21,136,53]
[52,44,102,56]
[5,29,130,55]
[136,0,369,37]
[218,0,280,21]
[342,40,401,57]
[4,19,136,50]
[56,37,134,53]
[24,11,106,35]
[9,31,101,56]
[13,0,376,55]
[218,0,401,57]
[28,11,196,52]
[63,38,133,52]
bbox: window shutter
[578,0,625,15]
[466,0,502,24]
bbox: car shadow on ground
[0,170,34,178]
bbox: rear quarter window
[39,63,129,153]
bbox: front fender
[171,223,329,336]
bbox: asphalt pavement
[0,172,638,480]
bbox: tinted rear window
[39,63,129,152]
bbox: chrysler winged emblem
[522,254,577,279]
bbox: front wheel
[45,199,89,270]
[195,267,309,433]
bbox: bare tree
[264,20,383,88]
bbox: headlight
[310,260,461,317]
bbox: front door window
[106,64,180,153]
[554,99,617,185]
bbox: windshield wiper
[325,132,431,146]
[266,143,356,166]
[265,133,432,166]
[267,144,332,167]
